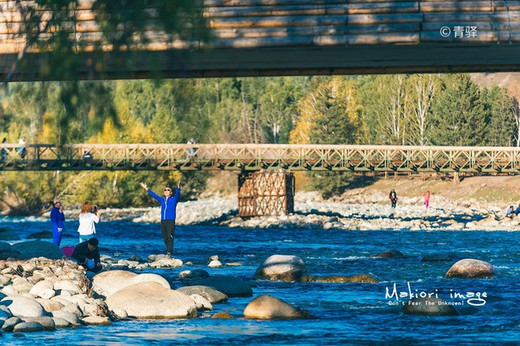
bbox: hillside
[471,72,520,99]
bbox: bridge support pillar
[238,171,294,217]
[453,172,460,185]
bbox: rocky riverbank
[122,191,520,231]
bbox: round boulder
[92,270,138,297]
[1,296,45,318]
[374,250,405,259]
[179,269,210,285]
[51,310,82,326]
[82,316,111,325]
[12,321,45,332]
[105,282,197,319]
[445,259,495,278]
[24,316,56,331]
[243,295,307,320]
[128,273,170,290]
[211,312,233,319]
[2,316,21,331]
[188,275,252,297]
[255,255,306,282]
[176,285,228,304]
[402,297,458,316]
[0,228,20,241]
[0,241,12,254]
[27,231,53,239]
[29,280,55,299]
[11,240,64,260]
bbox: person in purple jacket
[140,180,181,257]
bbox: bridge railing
[1,143,520,173]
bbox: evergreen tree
[482,86,516,146]
[292,77,364,198]
[429,74,487,146]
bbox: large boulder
[54,280,82,295]
[82,316,111,325]
[1,296,45,318]
[188,275,253,297]
[92,271,170,298]
[12,321,45,332]
[402,297,458,316]
[176,285,228,304]
[27,231,53,239]
[243,295,307,320]
[0,227,20,241]
[128,273,170,290]
[105,282,197,319]
[29,280,55,299]
[445,259,495,278]
[374,250,406,259]
[92,270,138,297]
[0,241,12,254]
[255,255,306,282]
[179,269,210,285]
[51,310,82,326]
[11,241,64,260]
[24,316,56,331]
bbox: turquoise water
[1,217,520,344]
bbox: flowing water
[1,216,520,345]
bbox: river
[1,217,519,344]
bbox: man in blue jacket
[140,180,181,257]
[50,199,65,246]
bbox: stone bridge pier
[238,171,294,217]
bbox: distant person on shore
[140,180,181,257]
[506,205,515,218]
[18,136,26,159]
[423,191,431,209]
[389,189,398,208]
[1,137,7,161]
[77,201,100,243]
[514,204,520,216]
[72,237,102,272]
[50,199,65,246]
[186,138,196,159]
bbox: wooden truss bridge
[3,0,520,80]
[2,143,520,174]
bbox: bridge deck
[2,0,520,80]
[1,144,520,174]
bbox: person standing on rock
[77,201,100,243]
[389,189,398,208]
[423,191,431,209]
[140,180,181,257]
[50,199,65,246]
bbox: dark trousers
[161,219,175,254]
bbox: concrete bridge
[2,143,520,174]
[2,0,520,80]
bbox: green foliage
[291,77,365,198]
[482,86,516,146]
[430,75,487,146]
[0,73,518,213]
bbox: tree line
[0,74,517,213]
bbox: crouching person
[72,237,102,272]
